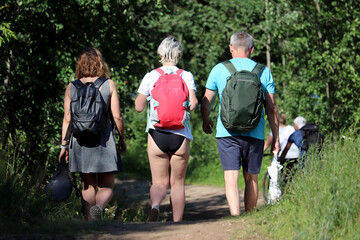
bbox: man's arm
[279,141,292,164]
[263,134,273,152]
[264,92,280,155]
[201,89,217,134]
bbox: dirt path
[77,179,264,240]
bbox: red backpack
[148,68,190,129]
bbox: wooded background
[1,0,359,178]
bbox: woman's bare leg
[96,172,115,210]
[170,139,190,222]
[147,134,170,208]
[81,173,97,220]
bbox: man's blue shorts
[217,135,264,174]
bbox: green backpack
[220,61,265,132]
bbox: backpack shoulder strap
[64,124,72,141]
[93,77,108,89]
[176,69,184,76]
[71,79,83,88]
[301,124,318,132]
[222,60,237,75]
[155,68,165,76]
[252,63,265,77]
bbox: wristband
[60,144,69,150]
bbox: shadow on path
[74,179,265,240]
[113,179,261,221]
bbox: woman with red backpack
[135,36,198,222]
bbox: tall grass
[0,151,84,234]
[0,150,149,235]
[257,132,360,239]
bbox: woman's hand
[59,148,69,163]
[118,138,127,154]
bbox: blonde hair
[230,31,254,52]
[157,36,182,65]
[75,47,110,79]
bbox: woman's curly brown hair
[75,47,110,79]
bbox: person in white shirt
[264,114,300,180]
[264,113,300,161]
[135,36,198,222]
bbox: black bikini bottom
[149,129,185,155]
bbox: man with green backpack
[201,31,280,215]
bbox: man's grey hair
[294,116,307,129]
[230,31,254,52]
[157,36,182,65]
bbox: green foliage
[0,23,16,47]
[0,0,164,175]
[257,131,360,239]
[0,150,83,233]
[115,202,148,222]
[186,110,224,186]
[0,5,16,46]
[1,0,358,175]
[1,1,360,233]
[121,108,150,179]
[147,0,267,97]
[269,0,360,133]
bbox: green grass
[252,133,360,239]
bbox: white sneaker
[90,205,103,220]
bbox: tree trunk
[265,0,271,70]
[313,0,336,135]
[3,49,16,147]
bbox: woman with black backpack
[58,47,127,220]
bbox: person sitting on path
[135,36,198,222]
[58,47,127,220]
[201,31,280,215]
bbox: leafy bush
[121,107,151,180]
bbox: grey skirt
[68,121,123,173]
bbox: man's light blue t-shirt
[205,58,275,140]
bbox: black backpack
[220,61,265,132]
[69,77,109,139]
[301,124,324,152]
